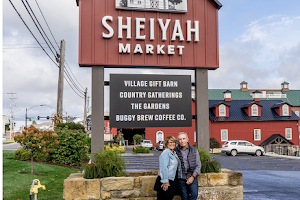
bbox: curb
[121,153,154,156]
[264,153,300,160]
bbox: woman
[154,136,182,200]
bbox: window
[230,142,237,145]
[243,84,247,88]
[254,129,261,141]
[219,105,226,116]
[285,128,292,140]
[252,104,258,116]
[237,142,246,146]
[282,105,289,116]
[221,129,228,141]
[295,111,299,117]
[245,142,253,146]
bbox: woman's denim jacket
[158,148,182,183]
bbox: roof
[259,134,294,146]
[210,0,223,9]
[241,101,263,109]
[210,101,231,109]
[270,102,293,109]
[240,81,248,84]
[209,100,300,122]
[282,90,300,106]
[209,89,253,100]
[281,81,289,85]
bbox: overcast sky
[2,0,300,130]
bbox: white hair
[177,132,188,139]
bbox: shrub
[52,128,89,166]
[34,152,52,162]
[20,151,31,161]
[82,150,126,179]
[133,146,149,153]
[133,134,142,144]
[55,122,86,133]
[14,149,30,160]
[198,148,221,173]
[104,145,125,153]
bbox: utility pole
[57,40,66,118]
[84,88,87,132]
[7,93,17,141]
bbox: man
[174,132,201,200]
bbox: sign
[30,117,36,120]
[110,74,192,127]
[115,0,187,13]
[78,0,220,69]
[105,120,110,134]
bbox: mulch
[24,159,90,170]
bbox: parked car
[140,140,153,149]
[222,140,264,156]
[156,141,165,151]
[2,136,7,142]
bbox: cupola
[223,90,231,101]
[240,81,248,91]
[252,90,261,101]
[281,81,289,92]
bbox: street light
[25,105,56,127]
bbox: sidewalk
[264,152,300,160]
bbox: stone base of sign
[63,169,243,200]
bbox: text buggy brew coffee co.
[110,74,192,128]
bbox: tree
[32,120,37,125]
[210,137,221,153]
[14,125,59,174]
[133,134,142,145]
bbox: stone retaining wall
[63,169,243,200]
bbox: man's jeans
[178,178,198,200]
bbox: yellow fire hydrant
[30,179,46,200]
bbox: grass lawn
[3,150,80,200]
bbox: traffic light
[47,116,50,120]
[37,116,40,120]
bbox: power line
[64,75,84,98]
[34,0,60,49]
[8,0,58,66]
[65,61,85,90]
[64,68,85,95]
[21,0,59,61]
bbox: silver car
[222,140,264,156]
[140,140,153,149]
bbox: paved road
[212,154,300,171]
[2,142,22,150]
[123,150,300,199]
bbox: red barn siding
[209,121,299,146]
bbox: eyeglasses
[168,142,176,144]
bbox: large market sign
[110,74,191,128]
[77,0,221,69]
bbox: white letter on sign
[134,44,143,54]
[118,16,131,39]
[146,44,154,54]
[119,43,130,53]
[102,16,114,38]
[157,45,165,54]
[136,18,146,40]
[171,20,184,41]
[187,20,199,42]
[158,19,171,41]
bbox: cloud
[209,15,300,90]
